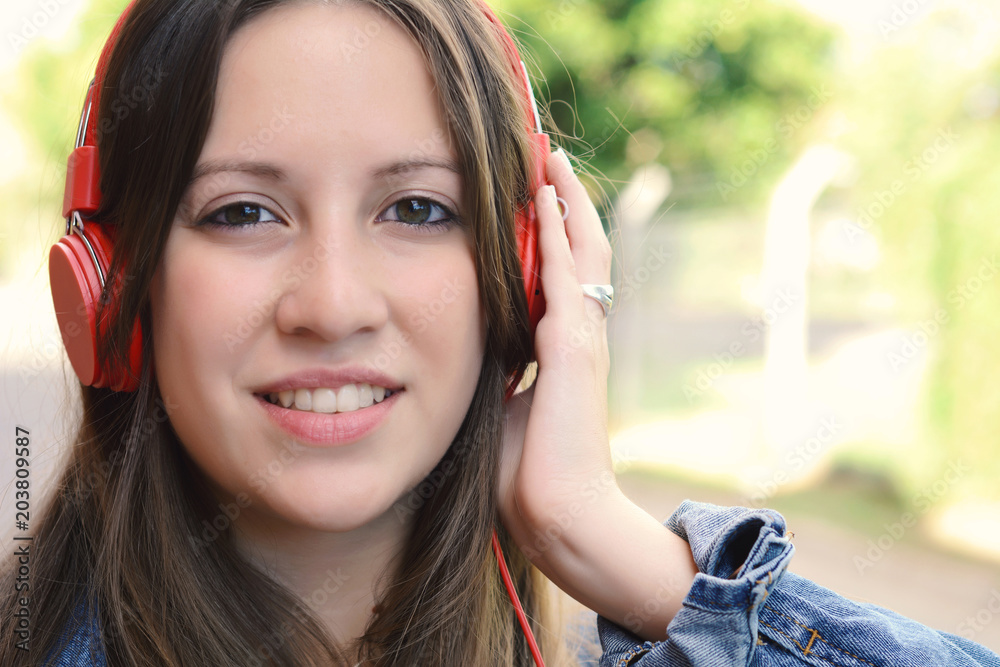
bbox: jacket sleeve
[595,500,1000,667]
[45,599,107,667]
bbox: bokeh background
[1,0,998,650]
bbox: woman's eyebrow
[186,157,458,187]
[372,158,460,180]
[188,159,287,185]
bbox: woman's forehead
[203,2,455,175]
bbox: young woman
[3,1,999,665]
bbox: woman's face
[150,2,485,534]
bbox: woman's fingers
[532,149,612,379]
[534,150,612,326]
[546,149,612,288]
[499,150,615,540]
[534,183,581,320]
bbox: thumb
[498,382,534,507]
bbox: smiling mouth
[258,384,399,415]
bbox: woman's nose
[273,226,390,343]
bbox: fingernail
[555,147,573,170]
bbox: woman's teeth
[263,383,394,414]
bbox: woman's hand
[498,148,616,552]
[498,148,616,520]
[497,149,697,642]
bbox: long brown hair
[0,0,592,664]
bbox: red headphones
[51,0,546,399]
[50,1,141,392]
[51,2,548,663]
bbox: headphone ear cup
[517,203,545,344]
[49,224,142,392]
[504,198,548,402]
[522,131,550,342]
[504,134,551,401]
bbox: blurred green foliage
[494,0,836,206]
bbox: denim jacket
[589,501,1000,667]
[48,501,1000,666]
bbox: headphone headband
[85,0,137,148]
[62,0,137,222]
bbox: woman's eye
[197,202,281,229]
[379,198,457,230]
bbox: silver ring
[581,284,613,318]
[556,196,569,221]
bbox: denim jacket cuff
[596,500,794,666]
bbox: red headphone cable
[492,528,546,667]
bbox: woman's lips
[255,389,401,447]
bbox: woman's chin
[248,486,405,536]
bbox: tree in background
[494,0,835,207]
